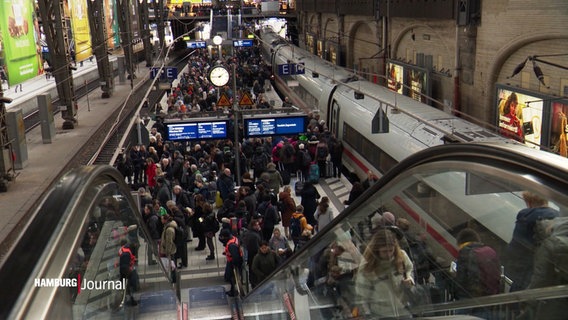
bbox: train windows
[343,122,398,175]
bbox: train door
[330,100,340,138]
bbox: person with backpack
[454,228,501,301]
[506,191,559,291]
[263,162,283,194]
[528,217,568,320]
[257,193,280,242]
[290,205,313,251]
[252,147,270,180]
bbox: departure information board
[244,115,307,137]
[166,120,228,141]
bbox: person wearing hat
[264,162,284,194]
[296,143,311,182]
[219,228,243,296]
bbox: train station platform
[0,59,149,254]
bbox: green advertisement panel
[104,0,119,49]
[69,0,92,61]
[0,0,40,86]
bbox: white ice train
[259,26,567,269]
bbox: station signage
[166,119,228,141]
[186,41,207,49]
[277,63,305,75]
[150,67,178,80]
[233,39,254,47]
[244,115,307,137]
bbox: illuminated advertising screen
[550,101,568,157]
[166,120,228,141]
[495,87,543,148]
[0,0,40,86]
[233,39,253,47]
[244,116,307,137]
[387,62,404,94]
[408,68,429,104]
[69,0,92,61]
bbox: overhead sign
[150,67,178,80]
[186,41,207,49]
[277,63,305,76]
[244,115,307,137]
[238,92,254,106]
[216,93,231,107]
[166,120,228,141]
[233,39,254,47]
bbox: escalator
[3,142,568,319]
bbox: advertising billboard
[166,120,228,141]
[549,101,568,157]
[244,115,307,138]
[495,86,543,148]
[387,61,404,94]
[104,0,120,49]
[0,0,40,86]
[69,0,92,61]
[386,60,431,104]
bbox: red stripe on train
[344,146,458,257]
[394,196,458,258]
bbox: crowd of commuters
[109,45,344,297]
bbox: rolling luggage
[294,171,304,196]
[308,163,319,183]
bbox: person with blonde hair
[355,229,414,319]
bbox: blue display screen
[233,39,254,47]
[166,120,228,140]
[186,41,207,49]
[245,116,306,137]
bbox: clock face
[209,66,230,87]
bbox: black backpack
[170,225,186,245]
[253,153,267,171]
[290,215,302,239]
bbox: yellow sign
[239,92,254,106]
[217,93,231,107]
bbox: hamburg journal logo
[34,275,126,294]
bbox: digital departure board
[186,41,207,49]
[166,120,228,141]
[233,39,254,47]
[244,115,307,137]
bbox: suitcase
[325,161,334,178]
[308,163,319,183]
[294,171,304,196]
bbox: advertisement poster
[0,0,40,85]
[496,88,543,148]
[104,0,119,49]
[409,68,428,103]
[550,101,568,157]
[69,0,92,61]
[387,62,404,94]
[130,0,143,53]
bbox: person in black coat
[300,181,320,227]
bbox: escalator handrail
[0,165,137,319]
[242,142,568,301]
